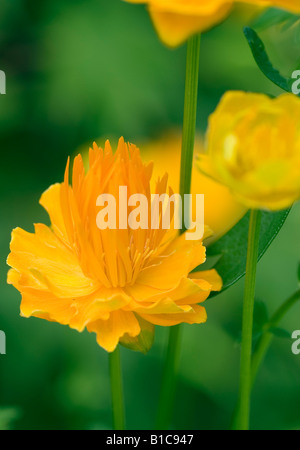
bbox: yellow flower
[124,1,300,47]
[7,138,222,353]
[140,131,247,243]
[199,91,300,211]
[125,0,233,46]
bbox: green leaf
[254,300,269,330]
[251,8,297,31]
[269,327,291,339]
[120,316,154,354]
[206,209,290,292]
[298,262,300,285]
[281,15,300,32]
[253,301,269,343]
[244,27,292,93]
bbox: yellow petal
[136,237,204,290]
[69,288,132,331]
[40,183,68,242]
[8,225,98,298]
[126,275,202,303]
[132,297,193,315]
[140,304,207,326]
[149,3,232,47]
[87,310,141,352]
[20,290,77,324]
[191,269,223,292]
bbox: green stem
[180,34,201,228]
[156,34,201,430]
[251,288,300,384]
[234,209,262,431]
[156,325,183,429]
[232,288,300,427]
[109,346,125,430]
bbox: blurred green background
[0,0,300,430]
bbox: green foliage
[251,8,299,31]
[0,408,21,431]
[244,8,300,94]
[268,327,291,340]
[207,209,290,291]
[243,27,291,93]
[253,300,269,338]
[231,300,269,344]
[0,0,300,431]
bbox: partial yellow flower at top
[124,0,300,47]
[199,91,300,211]
[125,0,233,46]
[7,138,222,353]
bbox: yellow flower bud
[199,91,300,211]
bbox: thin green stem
[234,209,262,431]
[156,34,201,430]
[251,288,300,384]
[109,346,125,430]
[180,34,201,228]
[232,288,300,427]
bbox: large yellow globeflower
[124,1,300,47]
[7,138,222,353]
[199,91,300,211]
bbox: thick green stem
[156,34,201,430]
[109,346,125,430]
[234,209,262,431]
[156,325,183,429]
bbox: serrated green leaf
[269,327,291,339]
[120,316,154,354]
[206,209,290,292]
[244,27,292,93]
